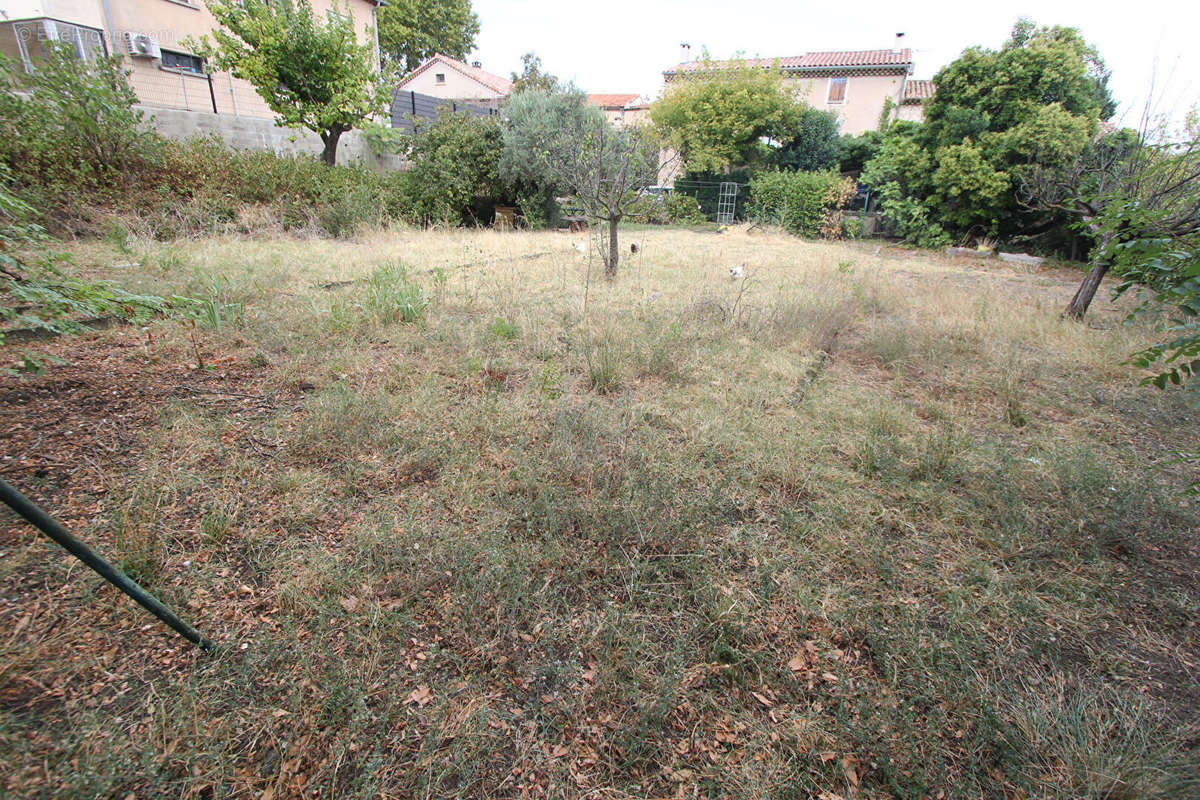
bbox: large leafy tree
[650,59,806,173]
[770,108,842,172]
[863,19,1113,243]
[191,0,390,166]
[378,0,479,74]
[509,52,559,94]
[1023,123,1200,319]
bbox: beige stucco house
[587,93,650,128]
[0,0,382,118]
[663,48,932,135]
[394,52,511,103]
[897,78,934,123]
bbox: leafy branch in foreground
[1,169,185,358]
[1118,241,1200,389]
[1111,221,1200,492]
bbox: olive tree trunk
[604,216,620,279]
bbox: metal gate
[716,181,739,224]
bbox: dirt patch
[0,330,273,514]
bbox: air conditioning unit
[124,32,161,59]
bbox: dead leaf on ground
[405,686,432,707]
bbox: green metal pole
[0,476,213,651]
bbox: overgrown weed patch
[2,229,1197,798]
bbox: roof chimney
[892,32,905,55]
[680,42,691,64]
[471,60,482,69]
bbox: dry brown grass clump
[2,227,1197,799]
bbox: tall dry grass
[3,226,1197,799]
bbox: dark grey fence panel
[390,90,501,133]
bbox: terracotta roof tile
[587,93,643,108]
[669,48,913,75]
[902,79,935,102]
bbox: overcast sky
[467,0,1198,133]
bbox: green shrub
[401,112,507,226]
[842,215,865,239]
[747,170,855,237]
[0,46,164,219]
[665,192,706,225]
[625,193,667,224]
[873,181,952,248]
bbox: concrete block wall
[140,106,407,172]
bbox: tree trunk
[320,128,344,166]
[1064,227,1115,320]
[1065,260,1111,320]
[605,217,620,279]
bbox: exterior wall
[4,0,379,119]
[896,103,924,123]
[657,147,683,187]
[0,26,23,63]
[782,73,905,135]
[400,64,504,101]
[599,106,649,128]
[3,0,105,28]
[141,105,405,171]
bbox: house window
[8,19,106,73]
[827,77,847,104]
[326,9,350,26]
[435,73,446,84]
[160,49,205,74]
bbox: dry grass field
[1,225,1198,798]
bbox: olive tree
[190,0,391,165]
[500,89,664,278]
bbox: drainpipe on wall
[373,0,385,72]
[97,0,119,62]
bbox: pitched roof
[587,93,644,109]
[667,48,913,76]
[397,53,513,96]
[902,79,935,103]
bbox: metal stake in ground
[0,476,213,651]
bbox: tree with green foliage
[770,108,842,172]
[190,0,391,166]
[838,130,884,174]
[377,0,479,74]
[0,46,162,215]
[650,59,806,173]
[1023,123,1200,319]
[862,19,1113,245]
[401,111,505,226]
[509,52,559,94]
[501,89,661,278]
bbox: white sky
[468,0,1199,133]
